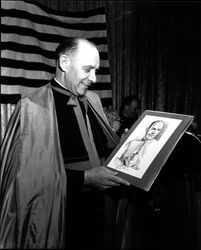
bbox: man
[118,95,140,137]
[115,120,165,172]
[0,37,129,249]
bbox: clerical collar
[53,77,67,90]
[53,77,78,96]
[52,78,87,106]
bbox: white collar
[54,77,68,90]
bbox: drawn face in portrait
[144,120,165,140]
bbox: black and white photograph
[1,1,201,250]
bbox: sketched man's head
[145,120,165,140]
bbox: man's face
[64,41,100,96]
[127,100,139,118]
[145,121,164,140]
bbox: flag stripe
[1,76,111,90]
[1,9,107,31]
[1,94,21,104]
[1,0,112,102]
[1,40,109,60]
[1,59,110,75]
[2,32,109,54]
[1,24,108,48]
[2,0,106,19]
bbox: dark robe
[51,79,119,250]
[0,81,119,249]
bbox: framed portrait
[104,110,194,191]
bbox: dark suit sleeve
[66,169,84,193]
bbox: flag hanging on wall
[1,0,112,105]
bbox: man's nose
[88,70,96,83]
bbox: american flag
[1,0,112,105]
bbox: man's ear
[59,54,70,72]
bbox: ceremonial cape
[0,83,119,249]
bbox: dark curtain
[106,2,201,133]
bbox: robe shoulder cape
[0,84,119,249]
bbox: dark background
[33,0,201,135]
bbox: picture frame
[104,110,194,191]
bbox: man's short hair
[55,37,97,61]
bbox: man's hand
[84,166,130,190]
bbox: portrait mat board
[104,110,194,191]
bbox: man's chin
[77,88,87,96]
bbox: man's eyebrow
[83,65,99,70]
[83,65,93,69]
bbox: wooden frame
[104,110,194,191]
